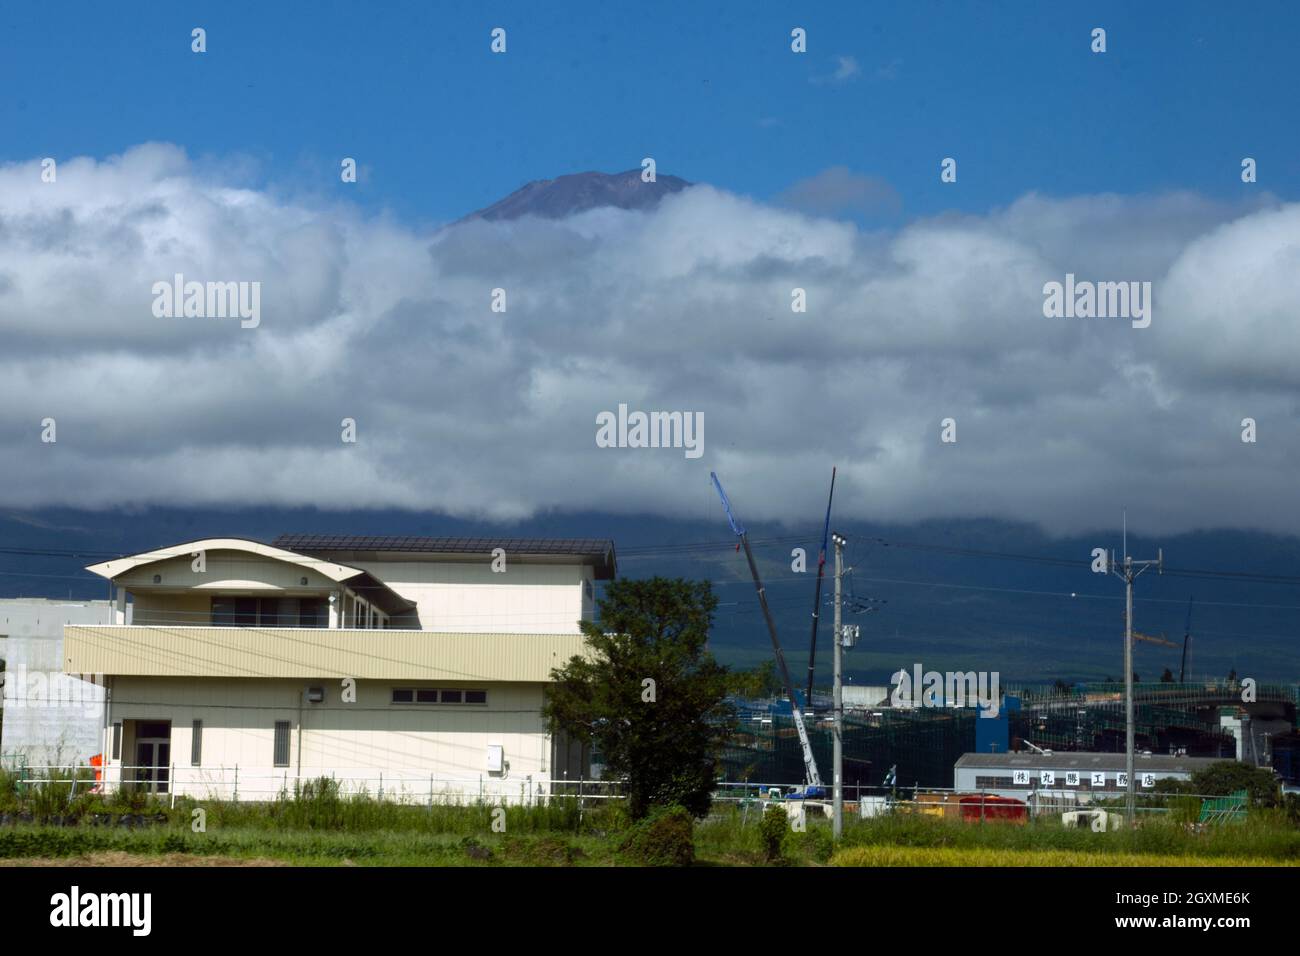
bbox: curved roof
[84,538,364,584]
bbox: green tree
[543,577,735,820]
[1189,760,1279,808]
[726,660,782,699]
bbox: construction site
[706,469,1300,830]
[720,681,1300,792]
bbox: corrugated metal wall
[64,626,587,681]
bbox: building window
[191,720,203,766]
[391,688,488,705]
[212,596,259,626]
[211,596,329,628]
[298,598,327,628]
[273,721,291,767]
[111,722,122,760]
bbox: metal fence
[2,763,627,807]
[3,764,1235,822]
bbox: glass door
[133,721,172,794]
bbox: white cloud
[1,144,1298,535]
[811,55,861,85]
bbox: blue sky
[4,1,1295,223]
[3,1,1300,541]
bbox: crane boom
[803,467,837,711]
[711,472,823,787]
[1179,597,1194,682]
[1132,631,1178,648]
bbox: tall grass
[838,810,1300,860]
[0,825,616,866]
[0,768,19,812]
[833,845,1297,867]
[4,777,1298,866]
[10,767,98,821]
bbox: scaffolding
[721,704,976,789]
[719,681,1297,789]
[1004,680,1299,757]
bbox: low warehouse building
[1,598,118,766]
[955,751,1226,800]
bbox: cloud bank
[1,144,1298,536]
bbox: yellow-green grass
[832,845,1300,867]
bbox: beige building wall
[130,592,212,626]
[349,560,592,634]
[103,677,560,802]
[65,627,586,682]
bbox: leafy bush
[1282,793,1300,827]
[792,820,835,863]
[1189,761,1281,808]
[758,805,788,862]
[276,776,345,829]
[0,769,19,812]
[1167,796,1203,826]
[620,804,695,866]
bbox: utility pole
[1109,522,1162,828]
[831,532,846,840]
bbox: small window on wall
[391,688,488,704]
[111,722,122,760]
[273,721,291,767]
[191,720,203,766]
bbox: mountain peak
[459,169,692,222]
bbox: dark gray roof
[955,752,1228,773]
[272,535,617,579]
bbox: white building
[954,751,1226,801]
[1,598,118,766]
[62,535,616,802]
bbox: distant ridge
[457,169,692,222]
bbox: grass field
[3,769,1297,866]
[1,811,1297,866]
[832,846,1298,867]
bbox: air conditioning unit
[306,686,325,703]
